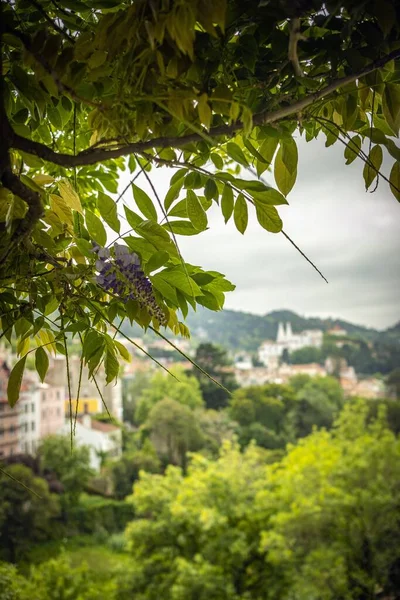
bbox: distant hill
[185,308,399,353]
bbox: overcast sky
[116,136,399,330]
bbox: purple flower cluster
[93,243,167,325]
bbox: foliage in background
[0,554,116,600]
[1,0,400,406]
[38,435,94,510]
[190,343,239,409]
[0,464,60,562]
[134,366,204,424]
[123,403,400,600]
[110,439,161,500]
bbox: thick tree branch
[9,47,400,168]
[0,13,44,264]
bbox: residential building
[18,370,65,454]
[65,397,101,418]
[327,324,348,336]
[58,414,122,471]
[18,376,40,455]
[258,322,323,366]
[0,360,19,458]
[39,383,65,438]
[46,355,123,421]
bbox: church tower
[285,322,293,341]
[277,322,286,343]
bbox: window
[10,425,14,434]
[0,428,3,437]
[31,403,35,412]
[57,407,61,416]
[41,391,46,402]
[24,423,28,433]
[31,422,35,431]
[56,390,61,401]
[24,404,28,413]
[42,409,46,418]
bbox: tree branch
[288,17,305,77]
[29,0,74,43]
[9,47,400,168]
[0,12,44,264]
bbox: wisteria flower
[92,242,167,325]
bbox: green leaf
[58,179,82,214]
[124,205,144,230]
[281,137,298,174]
[132,184,157,221]
[389,161,400,201]
[47,106,63,129]
[233,193,248,234]
[248,186,288,206]
[274,139,297,196]
[35,346,49,383]
[170,169,187,185]
[186,190,208,231]
[98,192,120,233]
[243,138,266,164]
[156,269,201,297]
[184,171,202,189]
[151,274,179,305]
[85,210,107,246]
[83,330,104,362]
[146,250,170,273]
[255,203,283,233]
[363,145,383,190]
[164,179,184,211]
[344,135,362,165]
[204,178,218,202]
[105,348,119,384]
[114,340,131,362]
[226,142,249,167]
[75,238,93,258]
[88,49,108,68]
[50,194,73,228]
[7,356,26,407]
[257,137,279,176]
[221,184,234,223]
[198,93,212,130]
[197,290,221,311]
[136,220,178,257]
[210,153,223,170]
[382,83,400,135]
[164,221,199,235]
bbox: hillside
[185,308,396,352]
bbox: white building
[258,322,323,366]
[19,387,40,455]
[234,353,253,370]
[58,414,122,471]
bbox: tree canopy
[1,0,400,404]
[123,403,400,600]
